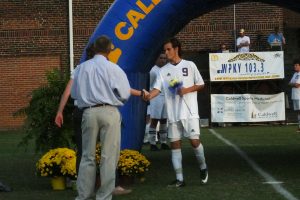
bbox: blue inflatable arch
[80,0,300,150]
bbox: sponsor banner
[211,93,285,122]
[209,51,284,81]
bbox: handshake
[141,89,151,101]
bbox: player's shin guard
[149,128,157,145]
[143,123,150,143]
[171,149,183,181]
[159,124,168,144]
[194,143,207,170]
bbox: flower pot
[51,176,66,190]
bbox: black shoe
[161,143,170,150]
[150,144,159,151]
[200,168,208,184]
[167,179,186,188]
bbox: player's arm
[178,84,204,97]
[291,83,300,88]
[143,88,160,101]
[55,79,73,127]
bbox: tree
[14,69,74,152]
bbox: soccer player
[143,37,208,187]
[148,53,170,151]
[289,59,300,132]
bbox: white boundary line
[208,129,298,200]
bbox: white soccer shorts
[168,118,200,142]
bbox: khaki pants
[75,106,121,200]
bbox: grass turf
[0,125,300,200]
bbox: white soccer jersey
[149,65,166,118]
[153,59,204,123]
[149,65,160,90]
[290,72,300,100]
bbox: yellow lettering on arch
[115,22,134,40]
[108,43,122,64]
[136,0,155,14]
[127,10,145,29]
[152,0,161,5]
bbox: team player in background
[143,37,208,187]
[148,53,170,151]
[289,59,300,133]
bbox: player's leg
[159,101,170,150]
[167,121,185,187]
[159,119,169,150]
[184,119,208,184]
[149,98,162,151]
[190,138,208,184]
[143,108,151,144]
[149,118,159,151]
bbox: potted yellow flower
[95,146,150,185]
[117,149,150,179]
[36,148,76,190]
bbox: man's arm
[55,79,73,127]
[130,88,143,96]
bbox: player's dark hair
[293,59,300,65]
[164,37,182,57]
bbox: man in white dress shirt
[71,35,131,200]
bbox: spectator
[268,26,286,51]
[217,43,229,53]
[236,28,250,52]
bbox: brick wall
[0,1,298,129]
[0,55,60,129]
[177,2,284,53]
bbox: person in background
[148,53,170,151]
[217,43,229,53]
[289,59,300,133]
[143,37,208,187]
[268,26,286,51]
[236,28,250,52]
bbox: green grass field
[0,125,300,200]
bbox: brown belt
[81,104,111,111]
